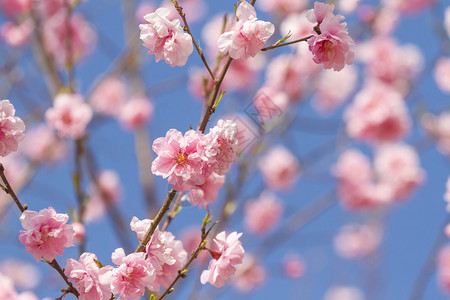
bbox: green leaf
[213,90,226,109]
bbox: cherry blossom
[98,248,156,299]
[307,3,354,71]
[253,87,289,123]
[0,20,33,48]
[283,253,306,279]
[201,231,245,287]
[21,124,67,163]
[217,1,274,60]
[0,100,25,157]
[258,145,300,191]
[345,83,411,143]
[0,0,30,17]
[334,224,381,259]
[90,78,127,116]
[422,112,450,156]
[185,172,225,208]
[65,252,111,300]
[0,260,40,289]
[244,192,283,235]
[19,207,74,262]
[139,7,193,67]
[233,255,266,292]
[72,222,86,244]
[45,93,93,139]
[258,0,308,16]
[434,57,450,94]
[119,96,153,130]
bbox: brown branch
[135,189,178,253]
[261,35,313,52]
[161,192,184,232]
[73,139,86,254]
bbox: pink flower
[324,286,365,300]
[0,20,33,47]
[334,224,381,259]
[217,1,274,59]
[159,0,206,24]
[258,145,300,191]
[0,260,40,289]
[130,217,188,289]
[42,12,96,66]
[258,0,307,16]
[307,5,354,71]
[201,14,236,57]
[72,222,86,244]
[135,2,156,24]
[0,0,30,17]
[98,248,156,299]
[18,207,74,262]
[21,124,67,163]
[186,172,225,208]
[422,112,450,155]
[90,78,127,116]
[253,87,289,123]
[65,253,111,300]
[313,65,357,113]
[283,253,306,279]
[84,170,122,224]
[151,129,209,191]
[244,192,283,235]
[434,57,450,94]
[374,144,425,201]
[139,7,193,67]
[232,255,266,292]
[337,0,361,13]
[180,227,209,264]
[0,272,19,299]
[0,100,25,157]
[201,231,245,287]
[45,93,93,139]
[437,245,450,293]
[280,11,314,44]
[203,119,238,175]
[344,83,411,143]
[119,96,153,130]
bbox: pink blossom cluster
[306,2,355,71]
[257,0,308,16]
[21,124,67,163]
[232,255,266,292]
[151,119,238,191]
[217,1,274,60]
[258,145,300,191]
[201,231,245,287]
[334,224,381,259]
[283,253,306,279]
[244,192,283,235]
[18,207,74,262]
[345,83,411,144]
[0,272,38,300]
[139,7,193,67]
[0,20,33,47]
[45,93,93,140]
[0,0,31,18]
[185,172,225,208]
[0,100,25,157]
[333,145,425,211]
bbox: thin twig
[261,35,313,52]
[161,192,184,232]
[135,189,178,253]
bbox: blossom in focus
[374,144,425,201]
[283,253,306,279]
[217,1,274,60]
[65,252,111,300]
[98,248,156,299]
[344,83,411,143]
[42,12,96,66]
[90,78,127,116]
[422,112,450,156]
[21,124,67,163]
[0,20,33,47]
[232,255,266,293]
[434,57,450,94]
[306,2,354,71]
[244,191,283,235]
[151,129,209,191]
[203,119,238,175]
[186,172,225,208]
[139,7,193,67]
[18,207,74,262]
[258,145,300,191]
[201,231,245,287]
[45,93,93,139]
[334,224,381,259]
[0,99,25,157]
[119,96,153,130]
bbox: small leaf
[278,31,292,44]
[213,90,226,109]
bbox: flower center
[322,40,334,58]
[175,152,188,165]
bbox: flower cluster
[151,119,238,192]
[217,1,274,60]
[0,100,25,157]
[139,7,193,67]
[306,2,354,71]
